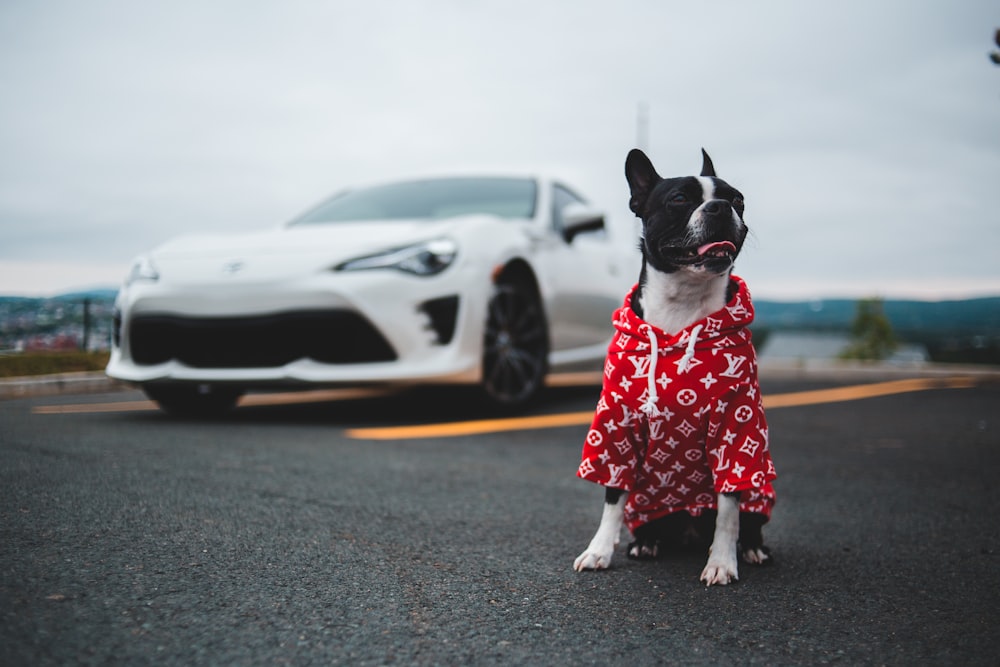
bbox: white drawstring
[639,322,703,417]
[677,324,703,374]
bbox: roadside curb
[0,372,124,400]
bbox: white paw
[700,552,739,586]
[574,548,613,571]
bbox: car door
[542,183,630,355]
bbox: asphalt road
[2,371,999,666]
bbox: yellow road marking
[545,371,603,387]
[31,387,396,415]
[240,387,396,406]
[760,376,976,409]
[345,376,978,440]
[31,375,979,440]
[33,399,158,415]
[348,411,600,440]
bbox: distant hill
[753,296,1000,365]
[0,288,118,304]
[51,288,119,302]
[754,297,1000,336]
[2,290,998,363]
[4,291,999,337]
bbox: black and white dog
[573,149,776,586]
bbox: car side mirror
[561,203,605,243]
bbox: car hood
[145,218,499,284]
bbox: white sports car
[107,175,639,414]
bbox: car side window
[551,185,582,232]
[552,184,606,241]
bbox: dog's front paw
[700,550,739,586]
[574,547,614,571]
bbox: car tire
[143,384,243,417]
[481,279,549,408]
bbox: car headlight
[124,255,160,286]
[335,238,458,276]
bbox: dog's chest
[639,271,729,335]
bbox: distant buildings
[0,295,115,353]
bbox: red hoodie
[577,275,776,533]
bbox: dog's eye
[732,196,745,212]
[669,194,687,205]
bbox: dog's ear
[700,149,717,177]
[625,149,660,215]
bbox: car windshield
[290,177,538,225]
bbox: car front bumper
[106,266,491,389]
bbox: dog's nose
[703,200,731,216]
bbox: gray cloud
[1,0,998,297]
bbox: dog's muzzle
[658,238,740,272]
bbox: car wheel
[481,280,549,408]
[143,384,243,417]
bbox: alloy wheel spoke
[482,283,547,404]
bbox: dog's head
[626,148,747,278]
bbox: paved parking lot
[2,371,999,665]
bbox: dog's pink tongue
[697,241,737,256]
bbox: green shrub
[0,351,111,378]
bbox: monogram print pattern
[577,276,776,532]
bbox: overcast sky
[1,0,998,299]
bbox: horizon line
[3,282,1000,303]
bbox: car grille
[128,310,397,368]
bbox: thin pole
[636,102,649,150]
